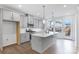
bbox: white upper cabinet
[20,15,24,28]
[3,9,12,20]
[39,20,43,28]
[3,9,20,21]
[20,15,27,28]
[12,12,20,21]
[23,16,27,28]
[28,16,34,24]
[34,19,38,28]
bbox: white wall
[77,12,79,51]
[0,9,3,48]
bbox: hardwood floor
[44,39,76,54]
[0,39,76,54]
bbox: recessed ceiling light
[18,5,22,8]
[64,5,67,7]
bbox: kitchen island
[31,31,58,53]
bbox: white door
[3,21,16,47]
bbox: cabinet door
[26,32,30,41]
[28,16,33,24]
[13,12,20,21]
[3,9,12,20]
[20,32,30,43]
[20,15,24,28]
[23,17,27,27]
[39,20,43,28]
[34,19,38,28]
[20,15,27,28]
[30,17,33,24]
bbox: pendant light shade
[43,20,45,24]
[42,5,46,24]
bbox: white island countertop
[31,31,58,37]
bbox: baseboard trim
[3,43,17,48]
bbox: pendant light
[42,5,46,30]
[42,5,46,24]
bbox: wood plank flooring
[0,39,76,54]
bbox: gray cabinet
[20,32,30,43]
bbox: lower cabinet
[20,32,30,43]
[3,34,16,47]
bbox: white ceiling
[2,4,78,18]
